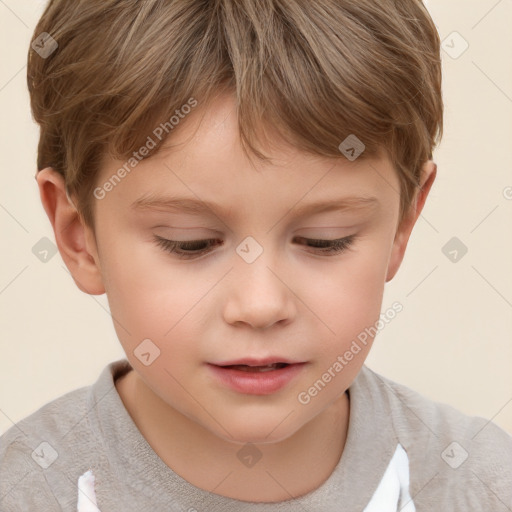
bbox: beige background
[1,0,511,437]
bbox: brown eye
[153,236,221,259]
[293,235,356,255]
[153,234,356,260]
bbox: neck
[115,369,350,503]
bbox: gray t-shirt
[1,359,511,511]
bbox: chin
[209,416,303,446]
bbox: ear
[386,160,437,282]
[35,167,105,295]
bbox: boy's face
[52,93,435,444]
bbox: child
[1,0,511,510]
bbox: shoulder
[358,365,512,441]
[361,365,512,452]
[0,359,132,510]
[0,383,91,510]
[355,366,512,509]
[0,381,91,448]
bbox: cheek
[305,245,389,343]
[294,253,388,407]
[100,222,391,362]
[98,238,202,355]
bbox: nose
[222,251,296,330]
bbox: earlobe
[36,167,105,295]
[385,160,437,282]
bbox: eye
[294,235,356,256]
[153,236,221,259]
[153,234,356,259]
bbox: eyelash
[153,234,356,259]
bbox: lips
[212,357,303,367]
[222,362,289,372]
[207,360,307,394]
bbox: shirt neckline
[89,359,397,510]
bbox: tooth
[227,363,282,372]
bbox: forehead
[95,93,400,215]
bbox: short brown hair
[28,0,443,229]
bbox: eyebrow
[130,193,380,217]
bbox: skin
[36,92,436,502]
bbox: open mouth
[208,361,306,394]
[219,363,290,372]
